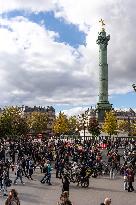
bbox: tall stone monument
[96,19,112,122]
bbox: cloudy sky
[0,0,135,115]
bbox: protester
[5,189,20,205]
[0,135,135,204]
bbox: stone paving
[0,168,136,205]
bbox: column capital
[96,32,110,48]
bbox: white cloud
[55,0,136,95]
[0,0,56,13]
[0,0,135,109]
[0,16,97,107]
[59,106,90,117]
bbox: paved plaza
[0,169,135,205]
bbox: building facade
[23,105,55,136]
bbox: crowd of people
[0,136,135,204]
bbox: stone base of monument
[96,102,112,122]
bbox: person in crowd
[109,154,117,179]
[57,191,72,205]
[14,163,25,185]
[123,165,128,190]
[5,189,20,205]
[28,158,34,180]
[100,197,112,205]
[57,193,65,205]
[45,160,53,185]
[21,157,28,178]
[40,161,48,183]
[55,158,60,178]
[28,163,34,180]
[126,165,135,192]
[62,175,70,195]
[25,156,30,176]
[1,168,8,196]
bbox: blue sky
[110,93,136,109]
[0,1,135,115]
[2,10,86,48]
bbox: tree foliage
[53,112,69,136]
[0,106,29,137]
[88,117,100,137]
[117,119,136,136]
[68,116,78,134]
[132,121,136,135]
[102,111,117,136]
[27,112,48,134]
[117,120,130,132]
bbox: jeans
[14,174,23,184]
[124,181,128,190]
[110,168,116,179]
[128,182,134,192]
[1,179,7,195]
[46,173,51,184]
[41,173,48,183]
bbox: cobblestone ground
[0,168,136,205]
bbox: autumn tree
[102,111,117,137]
[88,117,100,138]
[68,116,78,135]
[27,112,48,134]
[117,120,130,132]
[0,106,29,138]
[132,120,136,136]
[53,112,69,136]
[117,119,136,136]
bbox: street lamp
[82,114,86,144]
[78,110,90,145]
[127,116,131,137]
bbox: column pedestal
[97,102,112,122]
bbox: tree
[53,112,69,136]
[0,106,29,138]
[88,117,100,138]
[117,120,130,133]
[132,120,136,136]
[102,111,117,136]
[68,116,78,135]
[118,119,136,136]
[27,112,48,134]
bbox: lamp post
[128,116,131,137]
[82,114,86,144]
[78,109,90,145]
